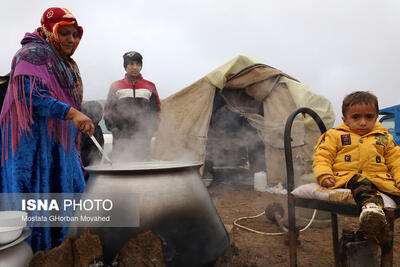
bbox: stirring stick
[89,134,113,164]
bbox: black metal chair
[284,107,400,267]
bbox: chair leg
[288,195,297,267]
[381,209,394,267]
[331,213,340,267]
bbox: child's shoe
[359,203,390,244]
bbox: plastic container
[0,242,33,267]
[254,171,267,192]
[0,211,27,245]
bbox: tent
[0,74,9,112]
[153,55,335,184]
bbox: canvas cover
[154,55,334,184]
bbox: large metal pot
[67,161,229,266]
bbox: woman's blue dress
[0,76,85,251]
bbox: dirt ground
[207,178,400,267]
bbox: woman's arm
[22,75,94,135]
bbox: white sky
[1,0,400,126]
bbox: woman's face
[57,25,79,56]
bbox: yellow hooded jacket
[313,122,400,196]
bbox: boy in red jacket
[104,52,161,161]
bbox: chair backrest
[284,107,327,193]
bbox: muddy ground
[207,178,400,267]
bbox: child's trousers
[345,175,384,208]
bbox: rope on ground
[233,209,317,236]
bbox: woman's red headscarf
[39,7,83,58]
[38,7,84,104]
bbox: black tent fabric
[0,73,10,112]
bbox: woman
[0,7,94,251]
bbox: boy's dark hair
[123,51,143,69]
[342,91,379,116]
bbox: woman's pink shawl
[0,30,81,161]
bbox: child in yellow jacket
[313,91,400,243]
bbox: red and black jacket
[104,74,161,132]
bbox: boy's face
[342,103,378,136]
[126,61,142,77]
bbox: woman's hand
[65,107,95,136]
[321,177,336,188]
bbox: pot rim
[85,160,203,174]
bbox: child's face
[342,103,378,136]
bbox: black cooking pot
[67,161,229,266]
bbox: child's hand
[322,178,335,188]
